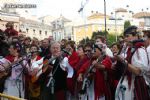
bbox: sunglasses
[84,50,91,52]
[125,34,131,37]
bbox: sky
[1,0,150,19]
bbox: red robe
[77,56,112,100]
[5,55,15,63]
[68,51,80,68]
[4,28,18,37]
[94,56,112,100]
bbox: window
[145,18,150,26]
[39,30,42,35]
[45,31,47,35]
[33,29,35,33]
[26,28,29,33]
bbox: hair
[66,40,76,50]
[147,33,150,38]
[118,36,124,39]
[50,41,61,49]
[6,22,14,29]
[77,44,84,50]
[61,39,67,43]
[25,37,31,42]
[84,42,93,49]
[111,42,121,50]
[95,35,106,43]
[30,44,39,50]
[9,42,22,53]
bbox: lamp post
[110,10,122,42]
[104,0,107,39]
[115,10,117,41]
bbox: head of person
[6,22,14,29]
[95,35,106,45]
[143,30,150,47]
[31,37,39,46]
[65,40,76,54]
[77,44,85,57]
[9,42,21,56]
[42,38,49,48]
[24,37,31,45]
[124,25,139,42]
[118,36,124,45]
[84,42,93,57]
[61,39,67,50]
[92,44,103,60]
[111,42,121,55]
[50,41,61,57]
[61,39,67,46]
[18,34,25,44]
[30,44,39,56]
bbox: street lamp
[110,10,123,42]
[104,0,107,39]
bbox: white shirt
[144,45,150,85]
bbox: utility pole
[104,0,107,39]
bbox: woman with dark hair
[111,43,121,56]
[0,42,30,99]
[65,41,80,99]
[4,22,18,38]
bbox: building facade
[51,15,72,41]
[19,17,52,40]
[0,10,20,31]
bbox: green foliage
[124,21,131,30]
[79,37,90,45]
[79,31,115,46]
[107,34,116,47]
[91,31,107,40]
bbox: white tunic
[115,47,149,100]
[144,45,150,85]
[0,58,29,99]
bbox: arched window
[45,31,47,35]
[26,28,29,33]
[39,30,42,35]
[33,29,35,33]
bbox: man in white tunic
[115,26,150,100]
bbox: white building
[133,12,150,30]
[19,17,52,40]
[51,15,71,41]
[0,10,20,31]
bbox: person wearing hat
[115,25,150,100]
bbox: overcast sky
[2,0,150,19]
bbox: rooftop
[133,12,150,18]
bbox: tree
[79,37,90,45]
[124,20,131,30]
[107,34,116,47]
[91,31,107,40]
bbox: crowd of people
[0,22,150,100]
